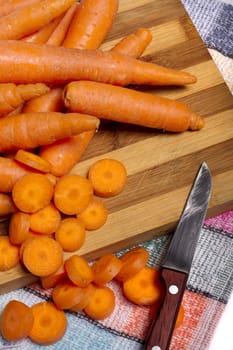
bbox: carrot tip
[189,113,205,130]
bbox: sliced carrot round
[70,283,96,312]
[9,211,31,245]
[41,264,66,290]
[84,285,115,320]
[92,253,122,285]
[54,174,93,215]
[12,173,54,213]
[0,236,19,271]
[0,300,34,341]
[88,158,127,197]
[55,217,86,252]
[0,193,17,217]
[30,203,61,235]
[78,197,108,230]
[52,280,87,310]
[14,149,52,173]
[64,254,94,287]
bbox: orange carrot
[92,253,122,285]
[0,193,17,216]
[22,15,62,43]
[110,28,153,58]
[14,149,52,173]
[64,255,94,287]
[29,301,67,345]
[30,203,61,235]
[84,285,115,320]
[78,197,108,230]
[0,112,99,153]
[52,280,88,309]
[9,211,31,245]
[0,40,197,86]
[122,266,164,306]
[12,173,54,213]
[47,3,78,46]
[41,264,66,289]
[115,246,149,282]
[87,158,127,198]
[70,283,96,312]
[54,174,93,215]
[23,87,64,113]
[55,217,86,252]
[0,236,19,271]
[0,0,39,17]
[22,236,63,277]
[0,83,50,116]
[0,300,34,341]
[64,81,204,132]
[0,0,76,40]
[62,0,119,49]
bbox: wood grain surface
[0,0,233,294]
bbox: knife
[145,161,212,350]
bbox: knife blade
[145,161,212,350]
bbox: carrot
[9,211,31,245]
[22,235,63,277]
[41,264,66,289]
[62,0,119,49]
[0,40,197,86]
[175,304,185,329]
[87,158,127,198]
[122,266,164,306]
[29,301,67,345]
[70,283,96,312]
[78,197,108,230]
[23,87,64,113]
[0,112,99,153]
[0,0,76,40]
[54,174,93,215]
[52,280,88,310]
[0,236,19,271]
[46,3,78,46]
[0,0,39,17]
[30,203,61,235]
[12,173,54,213]
[110,27,153,58]
[0,300,34,341]
[64,81,204,132]
[0,83,50,116]
[64,254,94,287]
[92,253,122,286]
[14,149,52,173]
[84,285,115,320]
[55,217,86,252]
[0,193,17,216]
[115,246,149,282]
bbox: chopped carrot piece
[84,285,115,320]
[123,266,164,306]
[175,304,185,329]
[78,197,108,230]
[9,211,31,245]
[54,174,93,215]
[0,193,17,217]
[70,283,96,312]
[115,246,149,282]
[0,236,19,271]
[29,203,61,235]
[64,255,94,287]
[12,173,54,213]
[29,301,67,345]
[88,158,127,197]
[0,300,34,341]
[52,280,88,310]
[14,149,52,173]
[41,264,66,290]
[92,253,122,285]
[22,236,63,277]
[55,217,86,252]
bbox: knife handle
[145,269,188,350]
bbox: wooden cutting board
[0,0,233,294]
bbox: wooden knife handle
[145,269,188,350]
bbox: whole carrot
[0,0,39,17]
[0,40,197,86]
[64,81,204,132]
[0,0,76,40]
[0,112,99,152]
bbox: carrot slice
[52,280,87,310]
[41,264,66,290]
[54,174,93,215]
[0,193,17,217]
[92,253,122,285]
[14,149,52,173]
[55,217,86,252]
[175,304,185,329]
[9,211,31,245]
[70,283,96,312]
[64,255,94,287]
[22,236,63,277]
[29,203,61,235]
[88,158,127,197]
[0,300,34,341]
[78,197,108,230]
[115,246,149,282]
[12,173,54,213]
[122,266,164,306]
[0,236,19,271]
[29,301,67,345]
[84,285,115,320]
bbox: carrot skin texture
[0,112,99,152]
[0,0,39,17]
[0,40,197,86]
[64,81,204,132]
[23,88,64,113]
